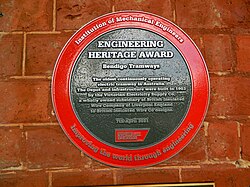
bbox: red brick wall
[0,0,249,186]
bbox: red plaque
[52,11,209,167]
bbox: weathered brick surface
[0,80,52,123]
[208,76,250,116]
[25,126,89,169]
[0,0,53,31]
[26,33,73,75]
[236,35,250,72]
[169,127,207,162]
[176,0,223,29]
[176,0,250,29]
[203,34,233,72]
[0,171,48,187]
[56,0,112,30]
[52,169,113,187]
[0,127,23,169]
[115,168,179,185]
[115,0,173,21]
[241,122,250,160]
[182,164,250,187]
[207,121,239,160]
[0,34,23,77]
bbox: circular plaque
[52,11,209,167]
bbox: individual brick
[52,169,113,187]
[0,34,23,77]
[176,0,224,29]
[203,34,233,72]
[115,168,179,185]
[25,126,89,169]
[0,0,53,31]
[115,0,173,21]
[236,35,250,72]
[0,127,23,169]
[207,121,239,160]
[169,127,207,162]
[26,33,72,75]
[176,0,250,29]
[208,76,250,116]
[219,0,250,28]
[0,80,52,123]
[0,171,48,187]
[241,122,250,160]
[56,0,112,30]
